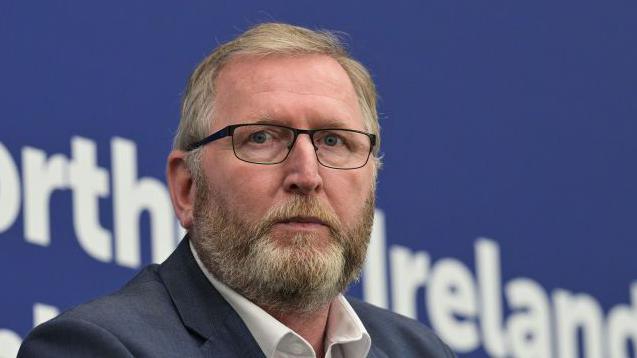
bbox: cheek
[214,165,281,216]
[325,171,373,220]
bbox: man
[19,23,455,357]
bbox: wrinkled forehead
[212,54,364,129]
[217,54,357,97]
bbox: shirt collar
[190,242,371,358]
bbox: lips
[277,216,327,226]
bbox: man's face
[190,54,376,312]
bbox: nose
[282,134,323,194]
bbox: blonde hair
[174,22,380,165]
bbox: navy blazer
[18,238,455,357]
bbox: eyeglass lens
[231,124,372,169]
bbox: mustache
[254,195,342,237]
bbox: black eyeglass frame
[186,123,377,170]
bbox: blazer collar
[158,236,265,357]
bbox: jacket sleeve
[17,317,134,358]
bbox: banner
[1,1,636,357]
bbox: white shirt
[191,243,371,358]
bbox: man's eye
[249,131,270,144]
[323,134,342,146]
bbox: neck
[266,302,333,358]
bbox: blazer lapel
[158,236,265,357]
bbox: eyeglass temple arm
[185,126,233,151]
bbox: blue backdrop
[1,1,636,357]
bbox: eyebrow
[251,117,350,129]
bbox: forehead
[212,54,363,130]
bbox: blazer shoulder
[60,264,168,326]
[18,315,135,358]
[346,297,456,358]
[19,264,200,357]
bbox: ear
[167,150,196,230]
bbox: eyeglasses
[186,123,376,170]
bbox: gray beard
[190,181,374,314]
